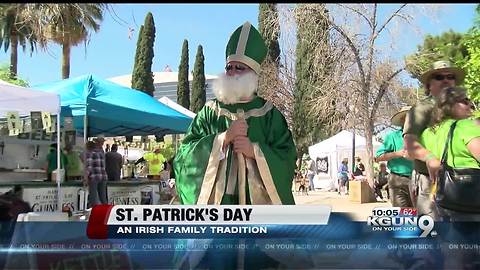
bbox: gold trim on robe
[198,100,282,205]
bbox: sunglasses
[433,74,456,81]
[458,98,475,109]
[225,64,246,72]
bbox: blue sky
[0,4,477,86]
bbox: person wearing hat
[172,21,297,270]
[375,106,414,207]
[93,135,106,152]
[403,60,465,220]
[173,21,296,206]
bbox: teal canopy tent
[32,75,193,137]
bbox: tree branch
[370,67,404,120]
[337,4,373,29]
[329,22,367,89]
[373,4,407,40]
[366,3,377,94]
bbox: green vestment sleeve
[173,97,297,205]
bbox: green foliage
[293,4,332,156]
[462,29,480,104]
[131,12,156,96]
[257,4,281,99]
[132,25,144,82]
[177,39,190,109]
[0,4,38,79]
[190,45,206,113]
[475,4,480,28]
[473,110,480,119]
[0,63,28,86]
[405,30,468,84]
[258,4,280,65]
[405,6,480,106]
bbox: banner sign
[41,112,51,131]
[107,184,160,206]
[6,111,21,136]
[22,186,83,212]
[316,156,329,174]
[30,111,43,131]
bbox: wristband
[425,153,436,162]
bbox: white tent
[308,130,382,190]
[0,80,60,116]
[0,80,63,211]
[158,96,196,119]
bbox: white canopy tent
[0,80,60,116]
[0,80,63,211]
[308,130,382,190]
[158,96,196,118]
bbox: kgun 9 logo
[367,208,435,238]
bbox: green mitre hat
[225,21,267,74]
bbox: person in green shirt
[143,148,166,179]
[420,86,480,221]
[403,60,465,220]
[64,144,83,180]
[45,143,67,182]
[375,106,414,207]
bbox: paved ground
[293,190,392,221]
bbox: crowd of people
[27,21,480,226]
[43,136,175,208]
[38,21,479,226]
[306,60,479,223]
[0,19,476,269]
[169,21,479,222]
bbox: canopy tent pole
[56,111,62,212]
[83,114,88,144]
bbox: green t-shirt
[420,119,480,169]
[375,129,413,176]
[65,151,83,177]
[144,152,166,175]
[403,96,436,174]
[46,151,67,173]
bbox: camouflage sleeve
[403,98,435,137]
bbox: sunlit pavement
[294,189,392,221]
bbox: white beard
[212,71,258,104]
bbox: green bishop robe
[173,96,296,205]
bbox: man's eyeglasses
[225,64,246,72]
[433,74,456,81]
[459,98,475,109]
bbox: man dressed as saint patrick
[174,22,296,207]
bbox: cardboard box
[349,180,373,203]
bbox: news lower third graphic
[5,212,480,269]
[367,207,436,238]
[86,205,332,239]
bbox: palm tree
[0,4,37,80]
[24,4,105,79]
[47,4,105,79]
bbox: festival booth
[0,75,193,213]
[308,130,381,191]
[0,80,66,212]
[32,74,193,138]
